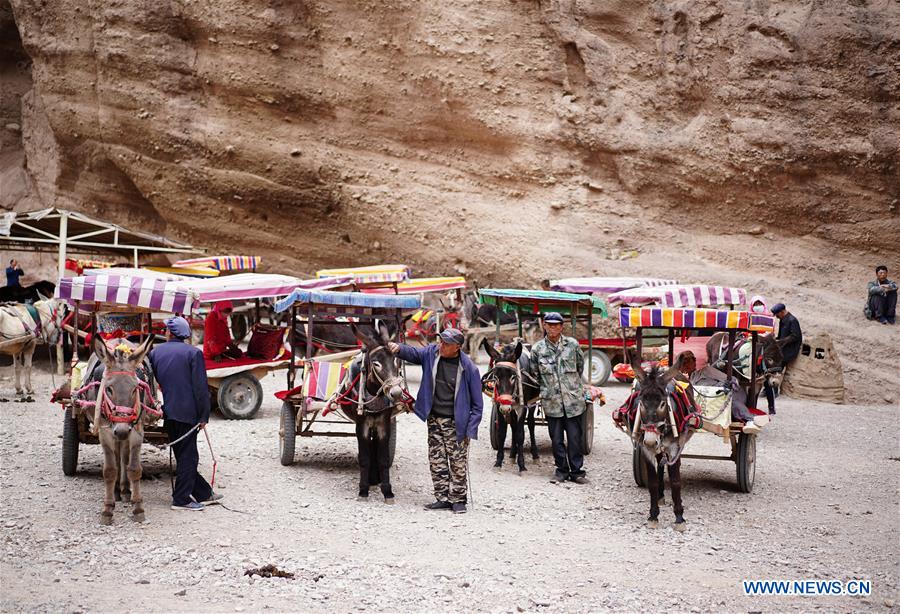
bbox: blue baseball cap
[439,328,465,345]
[543,312,564,323]
[771,303,786,314]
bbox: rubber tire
[736,433,757,493]
[583,349,612,386]
[217,373,263,420]
[581,403,595,455]
[489,402,501,451]
[62,407,80,476]
[632,446,648,487]
[279,402,296,466]
[388,417,397,466]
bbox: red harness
[74,370,162,424]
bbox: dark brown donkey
[631,358,696,531]
[79,336,159,524]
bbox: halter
[333,346,414,416]
[74,369,162,425]
[481,356,539,412]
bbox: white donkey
[0,298,60,401]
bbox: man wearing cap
[387,328,483,514]
[528,312,590,484]
[149,316,223,511]
[771,303,802,367]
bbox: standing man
[387,328,483,514]
[6,259,24,287]
[772,302,802,369]
[150,316,222,511]
[529,312,591,484]
[866,265,897,325]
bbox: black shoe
[551,471,568,483]
[571,475,588,485]
[451,503,467,514]
[424,501,452,511]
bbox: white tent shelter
[1,208,203,277]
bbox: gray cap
[439,327,465,345]
[543,312,564,323]
[771,303,786,314]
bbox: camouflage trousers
[427,415,469,504]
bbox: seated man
[866,265,897,325]
[203,301,243,361]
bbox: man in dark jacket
[388,328,483,514]
[866,265,897,325]
[6,259,24,287]
[149,316,221,511]
[772,303,802,366]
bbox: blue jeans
[547,414,584,478]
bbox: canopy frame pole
[56,210,69,279]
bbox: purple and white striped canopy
[607,284,747,308]
[551,277,678,295]
[56,275,199,314]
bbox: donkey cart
[477,288,605,457]
[616,306,776,493]
[54,274,199,475]
[273,289,421,467]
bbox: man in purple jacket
[388,328,483,514]
[149,316,222,511]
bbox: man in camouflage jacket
[528,312,589,484]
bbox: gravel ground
[1,363,898,613]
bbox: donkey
[631,358,696,531]
[0,298,60,401]
[293,319,400,357]
[706,332,785,391]
[344,322,409,503]
[82,335,158,524]
[482,339,540,472]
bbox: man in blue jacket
[149,316,222,511]
[388,328,482,514]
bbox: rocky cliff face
[3,0,897,273]
[2,0,899,402]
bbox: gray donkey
[83,335,158,524]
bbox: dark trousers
[165,419,213,506]
[547,414,584,478]
[869,292,897,323]
[764,380,776,414]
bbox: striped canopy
[56,274,199,314]
[172,255,259,271]
[363,276,467,295]
[608,284,747,308]
[315,264,410,286]
[551,277,678,295]
[275,289,421,314]
[619,307,775,333]
[479,288,606,317]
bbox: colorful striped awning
[315,264,410,286]
[618,307,774,333]
[608,284,747,308]
[363,276,467,295]
[56,275,199,314]
[172,255,260,271]
[275,289,421,314]
[551,277,678,295]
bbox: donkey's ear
[129,335,155,366]
[351,323,376,349]
[92,334,113,363]
[631,354,647,383]
[377,319,393,345]
[661,366,681,383]
[481,338,500,362]
[513,340,523,360]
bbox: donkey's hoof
[674,521,687,533]
[384,497,396,505]
[647,519,659,530]
[517,466,527,474]
[131,512,145,523]
[99,514,113,526]
[357,495,369,501]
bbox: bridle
[74,369,162,426]
[336,345,413,416]
[481,357,538,414]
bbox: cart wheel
[736,433,757,493]
[632,446,648,487]
[231,313,249,342]
[62,407,80,476]
[581,402,595,455]
[388,417,397,465]
[279,402,296,466]
[583,349,612,386]
[489,402,501,451]
[217,373,263,420]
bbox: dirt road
[1,365,897,612]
